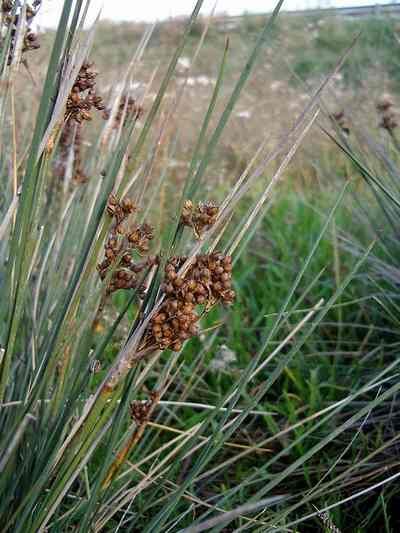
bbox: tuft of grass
[1,2,400,531]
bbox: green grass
[291,15,400,88]
[107,187,400,530]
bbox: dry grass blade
[181,496,287,533]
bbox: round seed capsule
[162,327,172,338]
[201,268,211,279]
[169,300,179,311]
[165,283,174,294]
[193,269,201,279]
[167,270,177,281]
[154,312,167,324]
[189,324,198,335]
[171,341,182,352]
[115,279,124,289]
[193,285,203,295]
[187,280,196,291]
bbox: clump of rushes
[1,0,41,64]
[103,94,143,129]
[377,95,398,133]
[144,253,234,352]
[56,61,106,183]
[97,194,155,297]
[180,199,219,238]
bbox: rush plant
[0,1,398,532]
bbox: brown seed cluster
[145,253,235,352]
[56,62,106,183]
[127,222,154,255]
[97,194,155,296]
[66,62,106,124]
[181,200,219,238]
[103,94,143,129]
[130,392,159,424]
[377,96,398,133]
[2,1,41,64]
[331,110,350,135]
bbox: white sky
[35,0,396,27]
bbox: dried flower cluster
[2,0,41,64]
[130,391,159,424]
[66,62,105,124]
[145,253,235,352]
[103,94,143,129]
[331,110,350,135]
[181,200,219,238]
[97,194,155,296]
[377,96,398,133]
[56,62,106,183]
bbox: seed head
[144,252,235,352]
[180,200,219,238]
[97,195,154,297]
